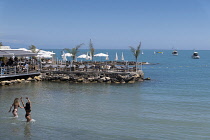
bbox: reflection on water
[24,123,31,139]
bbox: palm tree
[89,39,94,61]
[28,45,42,60]
[29,45,37,53]
[64,43,84,61]
[129,42,141,72]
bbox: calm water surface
[1,50,210,140]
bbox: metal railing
[0,65,40,77]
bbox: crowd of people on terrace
[0,57,38,75]
[0,56,141,76]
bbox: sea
[0,49,210,140]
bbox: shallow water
[1,50,210,140]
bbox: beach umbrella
[94,53,109,61]
[63,53,73,57]
[37,50,55,58]
[77,54,90,59]
[37,54,53,58]
[94,53,108,57]
[121,52,124,61]
[115,52,118,61]
[62,51,67,61]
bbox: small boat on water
[192,51,200,59]
[154,51,163,54]
[172,50,178,56]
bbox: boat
[192,51,200,59]
[154,51,163,54]
[172,50,178,56]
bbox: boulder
[27,77,33,81]
[17,79,22,83]
[1,81,12,85]
[34,76,42,81]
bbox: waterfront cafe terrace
[0,48,39,78]
[0,47,142,78]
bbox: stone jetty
[0,60,149,86]
[41,70,144,84]
[0,76,42,86]
[0,70,144,86]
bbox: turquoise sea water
[1,50,210,140]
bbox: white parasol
[77,54,90,59]
[94,53,109,61]
[94,53,109,57]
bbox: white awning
[0,50,37,57]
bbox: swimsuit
[25,109,31,118]
[12,109,18,116]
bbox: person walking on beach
[20,97,32,122]
[8,98,24,117]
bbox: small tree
[129,42,141,72]
[29,45,41,60]
[89,39,94,61]
[64,43,84,61]
[29,45,37,53]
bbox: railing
[41,64,142,73]
[0,65,40,77]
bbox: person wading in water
[20,97,32,122]
[9,98,24,117]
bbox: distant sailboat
[142,51,144,55]
[115,52,118,61]
[121,52,124,61]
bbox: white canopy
[94,53,109,57]
[77,54,90,59]
[62,53,73,57]
[0,49,37,57]
[37,50,55,58]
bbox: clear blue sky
[0,0,210,50]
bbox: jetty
[0,60,145,85]
[0,46,145,85]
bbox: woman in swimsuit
[20,97,32,122]
[8,98,24,117]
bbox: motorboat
[192,51,200,59]
[172,50,178,56]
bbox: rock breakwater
[41,71,144,83]
[0,70,145,86]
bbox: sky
[0,0,210,50]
